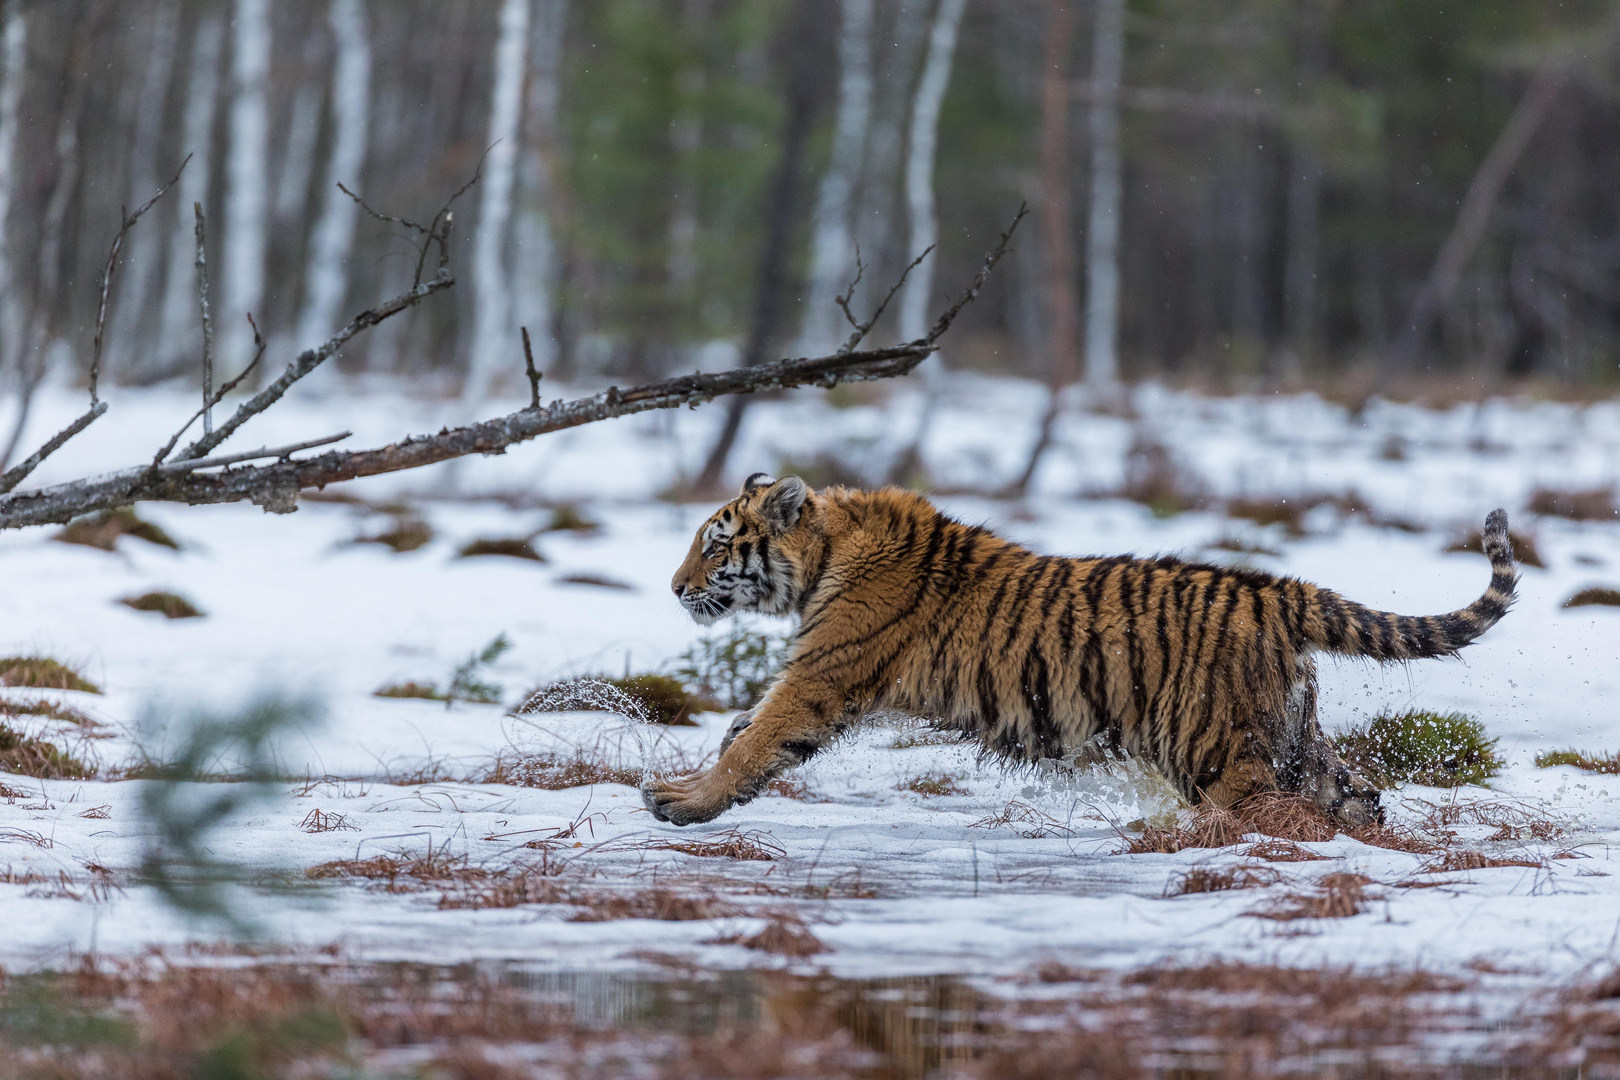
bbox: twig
[341,153,481,287]
[195,201,215,434]
[833,244,866,331]
[521,326,542,409]
[155,432,352,475]
[92,156,191,404]
[837,244,933,355]
[924,203,1027,344]
[0,404,108,495]
[175,271,453,461]
[152,315,267,466]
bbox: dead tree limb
[194,200,215,433]
[0,188,1020,532]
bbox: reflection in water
[505,966,987,1079]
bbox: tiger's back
[645,475,1516,827]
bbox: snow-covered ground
[1,376,1618,986]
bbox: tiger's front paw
[641,771,733,826]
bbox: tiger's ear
[759,475,809,533]
[741,472,776,496]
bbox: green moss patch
[53,506,179,552]
[0,657,101,694]
[0,724,91,779]
[1333,710,1503,788]
[1535,749,1620,774]
[119,591,205,619]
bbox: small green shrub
[53,506,179,552]
[599,674,713,726]
[1333,709,1503,788]
[119,591,205,619]
[0,657,101,694]
[0,724,90,779]
[668,624,792,710]
[1563,587,1620,609]
[1535,749,1620,774]
[375,634,512,707]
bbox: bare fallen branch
[521,326,542,409]
[837,243,931,356]
[152,317,267,467]
[0,204,1023,531]
[175,271,453,462]
[155,432,352,475]
[0,403,108,495]
[194,200,215,433]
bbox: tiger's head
[672,472,813,624]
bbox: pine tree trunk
[224,0,272,378]
[295,0,371,348]
[153,16,225,384]
[462,0,531,406]
[1083,0,1124,392]
[796,0,873,358]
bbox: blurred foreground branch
[0,206,1023,531]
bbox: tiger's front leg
[641,680,847,826]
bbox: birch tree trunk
[107,2,179,382]
[295,0,371,348]
[0,0,25,389]
[886,0,967,487]
[224,0,271,377]
[462,0,531,406]
[1083,0,1124,392]
[896,0,968,344]
[852,0,928,314]
[514,0,566,379]
[795,0,873,358]
[154,16,224,382]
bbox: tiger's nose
[672,583,686,598]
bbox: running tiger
[643,474,1517,828]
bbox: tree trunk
[462,0,531,406]
[1384,67,1563,381]
[1009,0,1078,497]
[0,0,26,392]
[107,2,179,384]
[514,0,566,379]
[224,0,272,378]
[690,0,825,498]
[295,0,371,348]
[153,16,225,384]
[796,0,873,358]
[1083,0,1124,391]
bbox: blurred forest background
[2,0,1618,438]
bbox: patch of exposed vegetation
[119,591,204,619]
[478,749,642,790]
[899,772,967,797]
[556,572,633,589]
[668,624,792,710]
[1166,865,1282,896]
[1116,792,1436,856]
[351,512,433,553]
[1333,709,1504,788]
[0,657,100,694]
[1528,486,1617,521]
[0,725,91,779]
[53,506,179,552]
[639,829,785,861]
[1419,850,1546,873]
[1535,749,1620,774]
[0,696,96,726]
[1446,527,1545,569]
[1116,436,1206,518]
[457,537,545,561]
[1248,872,1373,921]
[1563,586,1620,609]
[1204,535,1281,558]
[544,504,601,533]
[521,674,716,726]
[375,634,512,707]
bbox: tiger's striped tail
[1303,508,1517,661]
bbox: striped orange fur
[643,474,1517,828]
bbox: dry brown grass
[298,809,358,833]
[352,513,434,552]
[478,749,643,789]
[1242,838,1329,861]
[1564,586,1620,608]
[457,537,545,561]
[0,724,92,779]
[1528,485,1618,521]
[1535,748,1620,774]
[1165,864,1283,896]
[1118,793,1441,857]
[53,506,179,551]
[1446,526,1546,568]
[898,771,967,797]
[1419,849,1547,873]
[718,913,829,957]
[765,776,817,800]
[0,695,97,726]
[119,590,205,619]
[1248,872,1373,921]
[557,571,633,589]
[566,887,740,922]
[968,799,1076,838]
[0,656,100,693]
[639,828,785,861]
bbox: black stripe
[1123,566,1151,729]
[1194,575,1242,754]
[1000,556,1052,655]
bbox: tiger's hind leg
[1275,659,1383,827]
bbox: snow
[1,376,1618,985]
